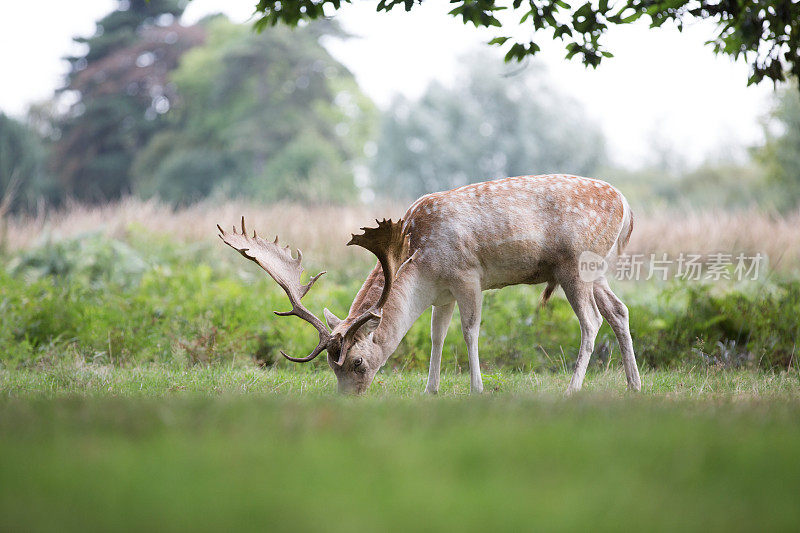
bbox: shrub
[1,234,798,371]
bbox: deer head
[218,217,409,394]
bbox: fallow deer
[218,174,641,394]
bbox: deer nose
[337,381,366,395]
[337,382,357,395]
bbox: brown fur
[344,174,627,318]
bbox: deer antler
[334,218,411,365]
[218,217,331,362]
[347,218,410,310]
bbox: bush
[1,234,798,371]
[632,282,800,369]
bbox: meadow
[2,367,800,531]
[1,199,800,531]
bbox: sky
[0,0,781,168]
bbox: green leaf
[489,36,510,45]
[619,11,643,23]
[554,24,572,38]
[504,42,527,62]
[486,16,503,27]
[574,2,594,19]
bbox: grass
[1,367,800,532]
[2,364,800,398]
[3,232,800,370]
[5,197,800,274]
[3,199,800,371]
[2,201,800,531]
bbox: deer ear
[323,308,342,329]
[336,311,381,366]
[353,313,380,338]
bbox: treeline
[4,0,372,208]
[1,0,800,211]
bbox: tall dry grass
[2,198,402,272]
[4,197,800,272]
[629,208,800,272]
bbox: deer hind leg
[593,276,641,391]
[560,276,602,395]
[426,302,455,395]
[453,283,484,394]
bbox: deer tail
[616,195,634,253]
[540,281,558,307]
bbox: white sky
[0,0,780,167]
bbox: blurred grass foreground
[1,378,800,531]
[1,364,800,530]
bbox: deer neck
[345,261,431,368]
[373,263,431,367]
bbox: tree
[371,55,605,198]
[132,17,375,204]
[52,0,203,201]
[250,0,800,87]
[757,84,800,209]
[0,114,58,212]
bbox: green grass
[1,367,800,531]
[3,229,800,531]
[3,232,800,372]
[3,364,800,398]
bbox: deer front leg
[454,285,484,394]
[425,302,455,394]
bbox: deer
[218,174,642,395]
